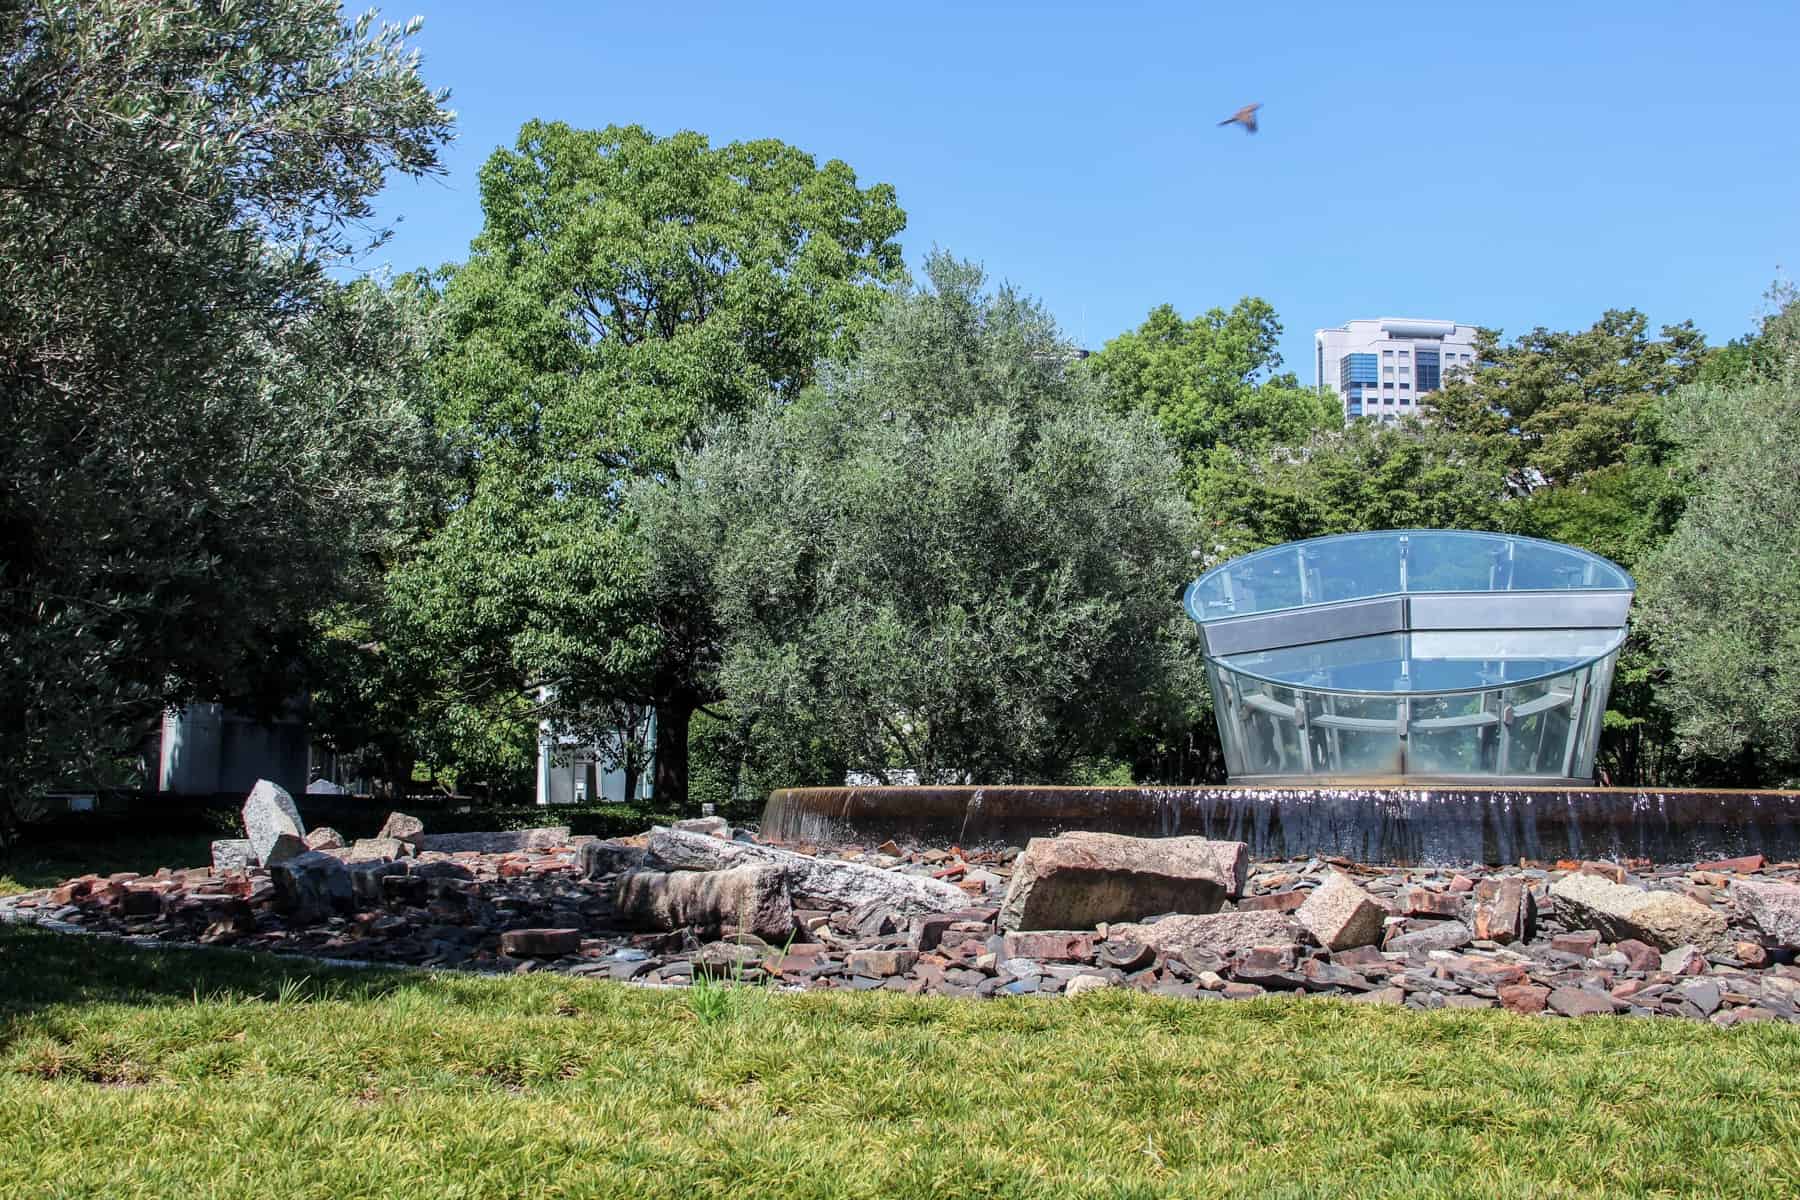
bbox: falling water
[759,785,1800,865]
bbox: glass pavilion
[1184,531,1634,784]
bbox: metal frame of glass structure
[1184,531,1635,785]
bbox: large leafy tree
[409,121,906,803]
[1424,310,1706,483]
[1191,421,1505,559]
[1635,359,1800,784]
[1084,299,1336,463]
[0,1,453,836]
[637,256,1201,786]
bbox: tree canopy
[0,0,453,833]
[1191,421,1505,559]
[1085,299,1336,462]
[635,256,1200,786]
[400,121,906,802]
[1423,310,1706,483]
[1634,376,1800,782]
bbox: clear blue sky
[365,0,1800,379]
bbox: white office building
[1314,318,1479,423]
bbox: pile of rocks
[5,782,1800,1026]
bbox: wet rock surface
[6,810,1800,1026]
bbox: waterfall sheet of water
[760,785,1800,866]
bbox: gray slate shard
[262,832,307,866]
[210,839,255,873]
[1384,921,1474,955]
[579,840,648,879]
[269,850,353,921]
[347,859,408,904]
[241,779,304,866]
[414,827,570,854]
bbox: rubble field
[6,781,1800,1026]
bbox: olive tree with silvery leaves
[637,255,1203,787]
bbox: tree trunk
[653,700,692,808]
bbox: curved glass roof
[1185,530,1634,624]
[1214,627,1629,695]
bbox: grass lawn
[2,926,1799,1198]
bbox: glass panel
[1189,531,1632,618]
[1216,628,1626,694]
[1210,654,1619,783]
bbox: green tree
[1698,280,1800,387]
[1190,420,1505,558]
[1635,377,1800,784]
[0,1,453,837]
[1085,299,1336,462]
[637,256,1201,785]
[409,121,906,804]
[1424,310,1705,483]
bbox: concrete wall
[159,702,308,798]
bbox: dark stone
[1498,983,1550,1014]
[1236,891,1308,914]
[499,928,581,957]
[119,888,163,917]
[846,948,918,978]
[1384,922,1472,955]
[269,851,353,920]
[579,841,647,879]
[1552,930,1601,957]
[1548,987,1623,1017]
[1673,978,1722,1017]
[1473,877,1537,944]
[1406,888,1467,919]
[1098,938,1156,972]
[416,828,570,855]
[411,861,475,882]
[1301,958,1375,992]
[1000,931,1097,962]
[1612,938,1662,973]
[1331,944,1391,968]
[851,900,900,938]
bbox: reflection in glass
[1188,531,1632,784]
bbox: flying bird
[1218,103,1261,134]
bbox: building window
[1398,350,1409,359]
[1383,382,1395,389]
[1416,350,1440,392]
[1382,349,1394,358]
[1399,367,1410,378]
[1400,383,1409,390]
[1340,353,1378,388]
